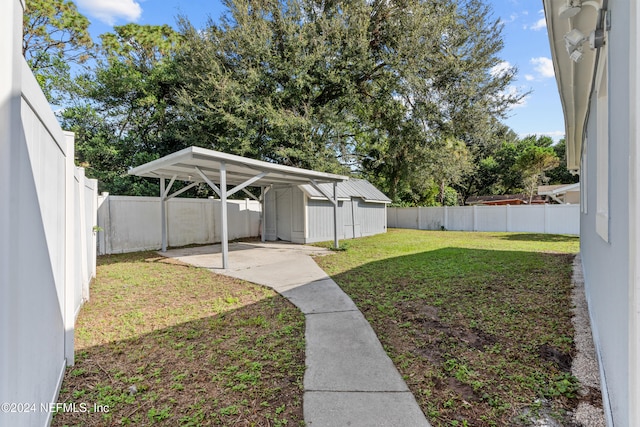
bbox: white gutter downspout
[629,0,640,423]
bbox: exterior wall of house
[629,2,640,421]
[580,3,632,424]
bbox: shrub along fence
[97,195,261,255]
[387,204,580,235]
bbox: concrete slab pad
[282,278,359,314]
[304,391,430,426]
[222,257,329,291]
[305,311,408,392]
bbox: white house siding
[579,7,631,423]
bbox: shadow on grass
[497,233,579,243]
[318,246,580,426]
[54,252,305,427]
[95,251,173,267]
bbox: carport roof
[128,146,349,186]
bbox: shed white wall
[97,196,260,254]
[0,2,98,424]
[262,185,388,244]
[305,197,387,243]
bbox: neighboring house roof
[466,194,546,206]
[538,183,581,204]
[542,0,605,172]
[538,183,581,196]
[299,179,392,203]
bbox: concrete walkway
[162,241,431,427]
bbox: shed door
[275,188,292,241]
[343,198,361,239]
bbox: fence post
[245,198,250,237]
[444,206,448,230]
[75,165,89,303]
[544,204,550,234]
[472,205,478,231]
[506,205,512,232]
[64,134,75,366]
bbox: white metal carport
[128,146,348,268]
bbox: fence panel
[546,204,580,235]
[419,206,445,230]
[509,205,546,233]
[97,196,262,255]
[1,5,98,423]
[447,206,475,231]
[388,205,580,235]
[476,206,508,232]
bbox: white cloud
[77,0,142,25]
[531,57,555,78]
[529,18,546,31]
[490,61,513,78]
[524,10,546,31]
[525,74,535,81]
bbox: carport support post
[260,186,266,242]
[220,161,229,269]
[333,182,339,249]
[160,178,167,252]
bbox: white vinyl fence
[0,2,98,425]
[97,195,261,254]
[387,204,580,235]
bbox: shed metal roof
[128,146,349,187]
[299,179,391,203]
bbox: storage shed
[263,179,391,244]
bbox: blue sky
[72,0,564,142]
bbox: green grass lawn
[315,229,581,427]
[53,252,305,427]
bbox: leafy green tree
[428,137,472,205]
[514,144,560,203]
[48,0,525,201]
[23,0,93,103]
[546,139,580,184]
[62,24,181,194]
